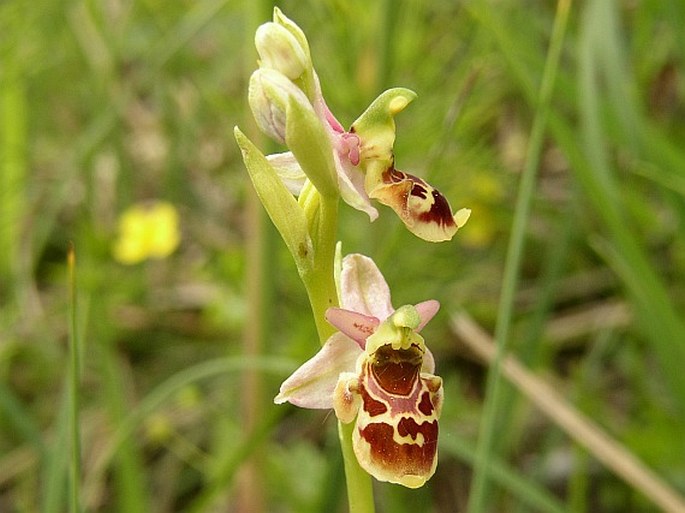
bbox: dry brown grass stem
[451,311,685,513]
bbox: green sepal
[234,127,313,273]
[351,88,417,187]
[285,95,339,199]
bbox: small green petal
[286,95,339,199]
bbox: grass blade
[42,391,69,513]
[67,245,82,513]
[576,0,685,410]
[466,1,572,512]
[82,356,294,506]
[441,435,566,513]
[97,334,150,513]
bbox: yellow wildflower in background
[113,201,180,264]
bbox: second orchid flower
[275,253,443,488]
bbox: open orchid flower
[275,254,443,488]
[248,8,470,242]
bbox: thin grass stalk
[238,1,273,511]
[466,1,572,511]
[493,187,579,464]
[239,165,267,513]
[43,390,70,513]
[476,0,685,414]
[567,447,590,513]
[0,382,45,455]
[577,0,685,411]
[564,332,612,513]
[440,436,566,513]
[377,0,399,91]
[67,245,82,513]
[549,119,685,407]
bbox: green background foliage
[1,0,684,511]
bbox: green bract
[234,127,312,274]
[350,88,417,188]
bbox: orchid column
[234,8,470,511]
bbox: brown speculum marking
[360,385,389,417]
[371,345,422,396]
[417,391,434,416]
[359,420,438,476]
[397,416,435,441]
[418,189,456,228]
[381,167,456,229]
[410,183,428,199]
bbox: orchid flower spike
[275,254,443,488]
[245,8,470,242]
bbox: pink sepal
[325,308,379,349]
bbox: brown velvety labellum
[371,345,422,395]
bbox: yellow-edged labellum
[335,336,443,488]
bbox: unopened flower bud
[248,68,311,144]
[255,22,309,80]
[273,7,311,59]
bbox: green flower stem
[300,193,339,342]
[238,55,374,511]
[339,420,376,513]
[298,190,376,513]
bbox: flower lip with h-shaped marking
[275,254,443,488]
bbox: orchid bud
[255,22,309,80]
[272,7,311,61]
[248,68,311,144]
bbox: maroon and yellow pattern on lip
[352,343,443,488]
[368,166,461,242]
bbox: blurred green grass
[1,0,684,512]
